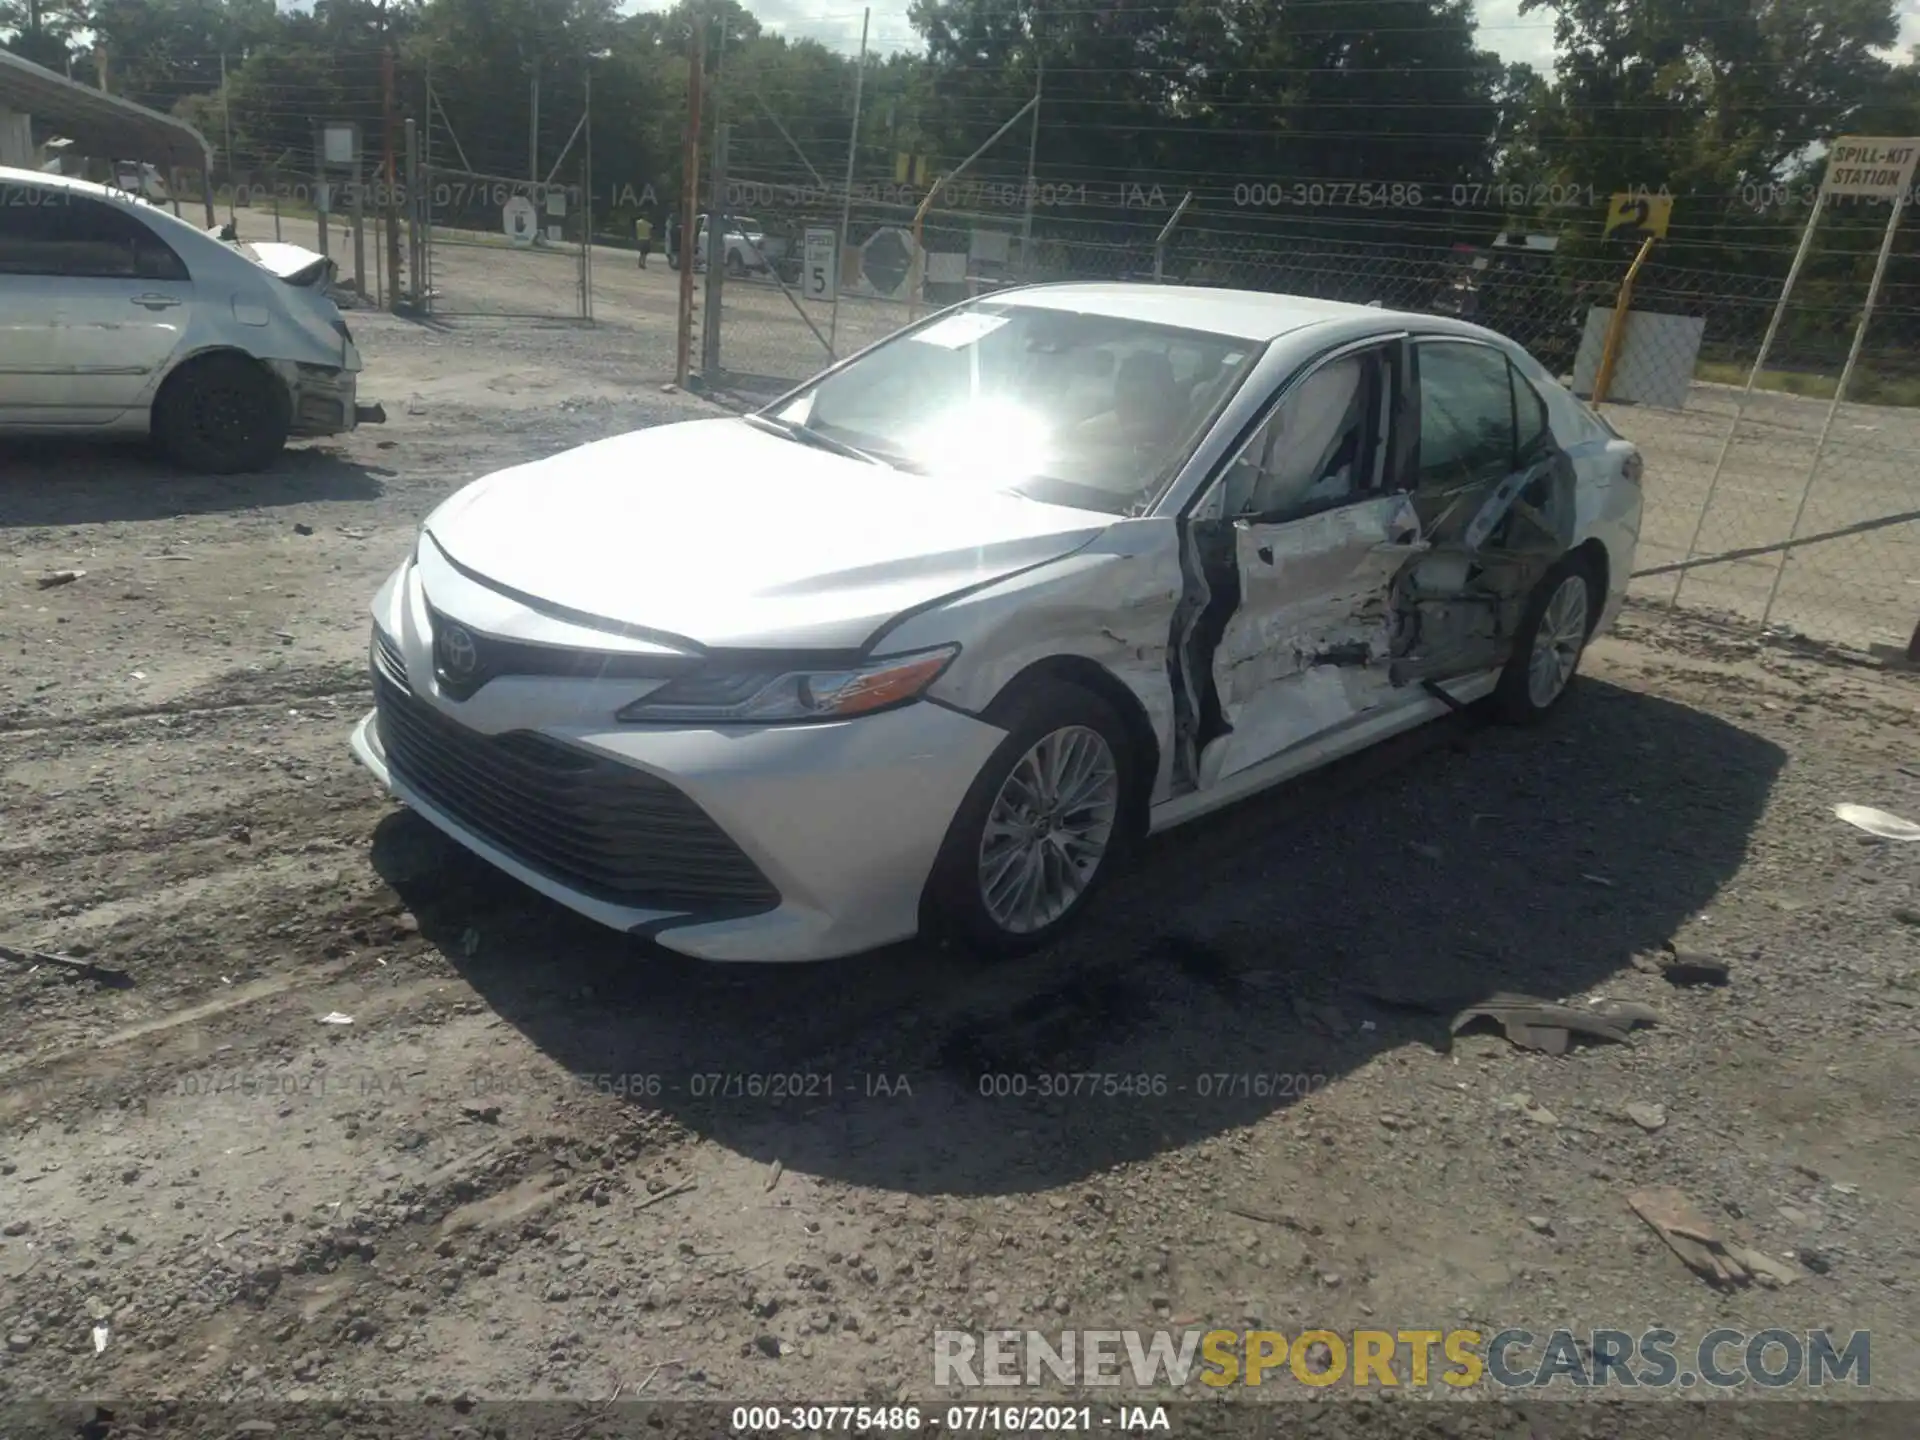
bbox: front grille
[372,626,408,692]
[425,602,694,701]
[372,673,779,914]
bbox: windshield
[770,302,1260,516]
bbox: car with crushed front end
[0,165,382,473]
[349,282,1643,962]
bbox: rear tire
[1493,555,1595,724]
[152,353,291,475]
[924,680,1136,958]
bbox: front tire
[924,680,1135,957]
[1493,555,1595,724]
[152,353,291,474]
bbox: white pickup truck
[670,213,789,276]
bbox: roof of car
[1,164,133,201]
[988,282,1421,343]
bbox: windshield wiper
[744,412,886,466]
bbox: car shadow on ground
[0,439,388,527]
[372,676,1786,1197]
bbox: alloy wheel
[1527,572,1590,709]
[977,725,1120,935]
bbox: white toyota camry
[350,283,1642,961]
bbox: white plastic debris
[1833,804,1920,842]
[91,1325,109,1353]
[319,1012,353,1026]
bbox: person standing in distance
[635,214,654,268]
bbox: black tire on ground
[1491,552,1598,725]
[152,353,292,475]
[726,252,746,278]
[922,678,1137,958]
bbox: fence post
[702,122,729,377]
[909,95,1037,320]
[383,48,402,314]
[829,8,870,360]
[1154,191,1193,283]
[1591,233,1656,405]
[675,23,704,388]
[1672,190,1826,610]
[1759,190,1907,630]
[404,118,419,307]
[581,65,593,323]
[351,162,369,304]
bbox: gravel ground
[2,312,1917,1433]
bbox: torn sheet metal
[1184,494,1414,786]
[1387,447,1578,685]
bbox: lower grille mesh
[372,672,779,913]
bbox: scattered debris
[36,570,85,589]
[1625,1101,1668,1131]
[337,526,370,540]
[0,943,134,990]
[1223,1204,1317,1234]
[1497,1093,1559,1126]
[461,1105,502,1125]
[1833,803,1920,842]
[293,522,315,536]
[91,1325,109,1354]
[1591,998,1663,1027]
[633,1178,697,1213]
[1525,1215,1554,1235]
[318,1012,353,1026]
[765,1159,784,1193]
[1634,946,1731,986]
[1627,1186,1754,1289]
[1735,1249,1805,1289]
[1452,992,1635,1054]
[1581,873,1616,888]
[1832,1181,1858,1196]
[1796,1246,1833,1274]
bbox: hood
[422,417,1109,650]
[242,241,334,287]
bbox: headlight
[616,645,958,724]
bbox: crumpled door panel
[1385,448,1577,685]
[1165,444,1576,795]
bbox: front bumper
[347,566,1006,960]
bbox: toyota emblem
[437,622,479,681]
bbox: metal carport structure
[0,48,215,223]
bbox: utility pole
[529,74,540,184]
[675,16,705,387]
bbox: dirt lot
[3,312,1919,1432]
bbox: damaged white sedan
[0,165,381,472]
[350,283,1642,961]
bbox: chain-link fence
[696,187,1918,655]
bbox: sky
[625,0,1920,72]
